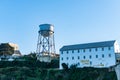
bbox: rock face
[115,64,120,80]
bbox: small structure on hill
[36,24,56,62]
[0,43,21,61]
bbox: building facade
[59,40,120,69]
[8,43,19,51]
[0,43,21,61]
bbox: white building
[59,40,120,69]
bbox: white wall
[114,41,120,53]
[60,46,116,69]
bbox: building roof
[60,40,116,51]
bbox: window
[78,50,80,53]
[72,57,74,60]
[83,56,86,59]
[102,47,104,51]
[61,57,63,60]
[72,50,74,53]
[89,55,92,59]
[78,56,80,59]
[95,48,98,51]
[61,51,63,54]
[83,49,85,52]
[108,47,111,50]
[117,60,120,63]
[117,60,119,63]
[90,61,92,65]
[109,54,111,57]
[89,49,91,52]
[66,57,69,60]
[67,51,68,54]
[96,55,98,58]
[77,62,80,65]
[102,54,104,58]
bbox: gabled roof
[60,40,116,51]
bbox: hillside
[0,66,117,80]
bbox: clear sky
[0,0,120,54]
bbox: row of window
[61,54,111,60]
[61,47,111,54]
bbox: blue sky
[0,0,120,54]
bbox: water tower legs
[36,24,56,62]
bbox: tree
[70,64,78,69]
[22,52,37,61]
[62,63,68,70]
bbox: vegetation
[0,54,117,80]
[0,67,117,80]
[0,55,59,68]
[62,63,68,70]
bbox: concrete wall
[115,64,120,80]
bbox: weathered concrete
[115,64,120,80]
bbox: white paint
[114,41,120,53]
[59,41,119,69]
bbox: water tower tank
[39,24,54,37]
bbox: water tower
[36,24,56,62]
